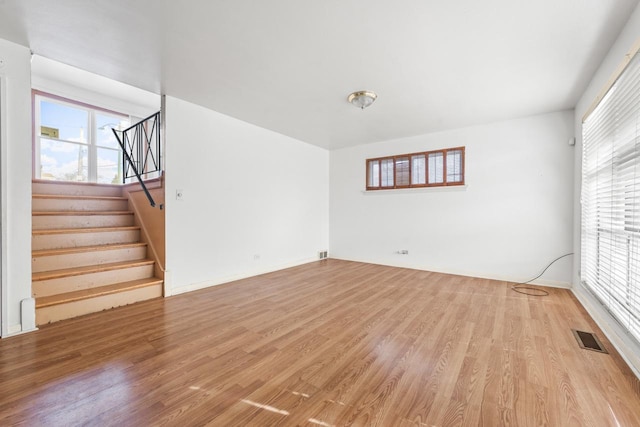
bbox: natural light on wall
[581,48,640,345]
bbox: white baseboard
[522,278,572,289]
[168,257,319,296]
[330,256,572,289]
[3,323,38,338]
[7,323,21,335]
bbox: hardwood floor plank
[1,259,639,426]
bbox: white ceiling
[0,0,637,149]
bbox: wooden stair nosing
[32,194,128,201]
[32,259,155,281]
[36,278,164,308]
[32,226,141,236]
[32,242,147,257]
[32,211,134,216]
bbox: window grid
[366,147,465,190]
[33,90,131,184]
[581,48,640,345]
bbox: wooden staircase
[32,180,163,325]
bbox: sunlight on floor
[308,417,334,426]
[241,399,290,416]
[608,404,622,427]
[290,391,310,398]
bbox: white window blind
[582,50,640,344]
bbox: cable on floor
[511,252,574,297]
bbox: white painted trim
[168,257,319,296]
[582,37,640,123]
[330,256,572,289]
[4,324,38,338]
[7,323,21,335]
[572,283,640,379]
[523,279,571,289]
[20,297,36,331]
[0,75,6,338]
[163,269,172,297]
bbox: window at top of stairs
[34,91,134,184]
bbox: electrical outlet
[396,250,409,255]
[318,250,328,259]
[176,189,184,201]
[254,254,260,261]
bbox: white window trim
[580,42,640,372]
[33,91,131,184]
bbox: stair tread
[32,259,155,281]
[36,278,163,308]
[33,194,128,201]
[33,226,141,235]
[33,211,134,216]
[33,242,147,257]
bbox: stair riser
[33,246,147,273]
[32,230,141,251]
[33,198,128,212]
[33,182,123,197]
[36,284,163,325]
[33,264,155,297]
[32,215,134,230]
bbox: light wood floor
[1,259,639,426]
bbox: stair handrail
[111,111,162,208]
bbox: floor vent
[572,329,608,354]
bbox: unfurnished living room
[1,0,640,425]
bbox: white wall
[31,56,159,118]
[330,111,575,286]
[572,4,640,377]
[0,39,33,336]
[164,96,329,294]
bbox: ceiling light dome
[348,91,377,109]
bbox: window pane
[446,149,463,183]
[582,49,640,345]
[411,154,426,185]
[428,152,444,184]
[395,156,410,186]
[97,114,130,149]
[40,100,88,143]
[39,138,88,182]
[368,160,380,187]
[381,158,394,187]
[97,148,122,184]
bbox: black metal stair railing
[112,111,162,208]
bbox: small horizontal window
[366,147,465,190]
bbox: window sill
[361,185,467,195]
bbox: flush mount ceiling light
[348,90,377,109]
